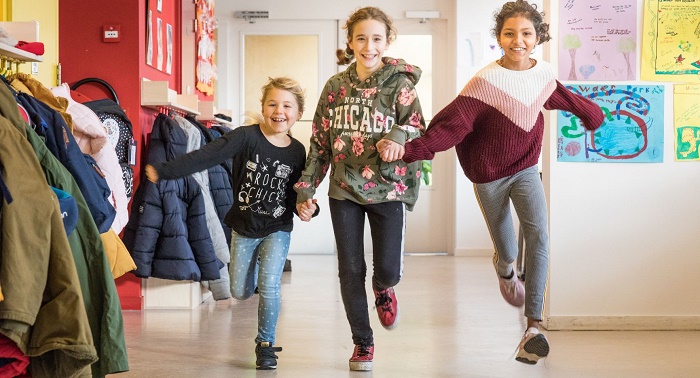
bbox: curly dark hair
[492,0,551,45]
[336,6,397,65]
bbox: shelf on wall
[141,78,200,115]
[0,21,43,63]
[196,100,233,126]
[0,44,43,62]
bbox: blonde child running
[146,77,315,370]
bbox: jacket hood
[148,113,189,164]
[345,57,422,88]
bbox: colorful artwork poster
[557,84,664,163]
[673,84,700,161]
[559,0,637,81]
[195,0,216,96]
[641,0,700,81]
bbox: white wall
[544,0,700,329]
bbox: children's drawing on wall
[166,23,172,74]
[557,84,664,163]
[157,18,163,71]
[195,0,217,96]
[146,10,153,66]
[559,0,637,81]
[641,0,700,81]
[673,84,700,161]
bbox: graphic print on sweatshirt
[238,153,292,218]
[329,93,396,134]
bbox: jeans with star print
[229,229,290,345]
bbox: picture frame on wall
[157,0,162,12]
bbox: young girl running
[294,6,426,372]
[146,77,314,370]
[378,0,604,365]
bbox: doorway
[227,17,453,255]
[228,19,337,255]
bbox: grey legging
[473,165,548,320]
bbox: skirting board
[453,248,492,257]
[546,316,700,331]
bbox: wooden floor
[121,255,700,377]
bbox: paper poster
[673,84,700,161]
[641,0,700,81]
[557,84,664,163]
[146,10,153,66]
[157,18,163,71]
[559,0,637,81]
[166,23,173,74]
[195,0,217,96]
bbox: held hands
[296,198,317,222]
[376,139,404,162]
[145,164,159,183]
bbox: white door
[225,19,337,255]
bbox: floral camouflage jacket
[295,57,426,210]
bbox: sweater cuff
[384,128,407,145]
[403,142,434,164]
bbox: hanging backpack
[72,78,135,198]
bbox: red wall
[59,0,187,310]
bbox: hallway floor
[120,255,700,377]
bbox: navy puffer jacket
[123,114,222,281]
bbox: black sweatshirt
[154,124,307,238]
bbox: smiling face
[261,87,302,138]
[348,19,389,80]
[497,15,539,70]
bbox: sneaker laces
[356,344,372,357]
[374,292,394,313]
[258,345,282,359]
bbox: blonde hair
[243,77,306,136]
[336,7,396,65]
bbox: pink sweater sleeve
[544,81,605,131]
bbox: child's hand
[296,198,317,222]
[377,139,405,162]
[145,164,159,183]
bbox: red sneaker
[349,343,373,371]
[373,287,400,330]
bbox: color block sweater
[403,60,604,183]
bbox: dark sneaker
[349,343,374,371]
[255,342,282,370]
[373,287,400,330]
[515,327,549,364]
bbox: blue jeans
[229,230,290,345]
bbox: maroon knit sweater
[403,60,604,183]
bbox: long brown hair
[336,7,396,65]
